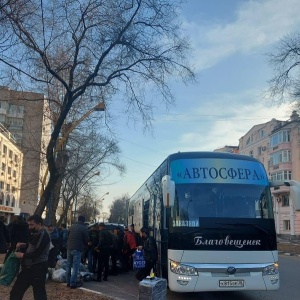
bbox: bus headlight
[170,260,198,276]
[262,262,279,276]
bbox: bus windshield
[172,183,273,223]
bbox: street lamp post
[94,192,109,222]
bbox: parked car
[88,222,125,231]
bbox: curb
[278,251,300,257]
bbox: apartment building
[0,125,23,223]
[0,86,51,217]
[239,111,300,239]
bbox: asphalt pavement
[82,270,140,300]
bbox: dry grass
[0,254,113,300]
[0,280,114,300]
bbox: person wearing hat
[65,216,89,288]
[95,222,113,282]
[135,227,158,281]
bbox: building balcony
[270,143,291,153]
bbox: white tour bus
[128,152,280,292]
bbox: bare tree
[0,0,194,216]
[109,194,130,224]
[54,128,125,225]
[267,33,300,103]
[75,192,96,223]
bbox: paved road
[82,254,300,300]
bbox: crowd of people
[0,214,158,300]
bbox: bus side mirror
[162,175,175,207]
[284,180,300,211]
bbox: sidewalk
[277,238,300,256]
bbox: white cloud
[175,88,294,151]
[182,0,300,71]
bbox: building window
[8,167,11,175]
[6,194,10,206]
[14,154,18,163]
[12,186,16,193]
[270,171,292,181]
[282,194,289,207]
[249,150,253,157]
[283,220,291,231]
[270,130,290,147]
[9,150,13,159]
[270,150,291,166]
[6,184,10,192]
[3,144,7,154]
[257,147,262,155]
[13,170,16,178]
[2,163,5,172]
[0,181,4,189]
[259,130,266,138]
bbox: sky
[98,0,300,215]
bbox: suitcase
[138,277,167,300]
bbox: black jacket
[96,229,113,253]
[7,219,30,246]
[67,221,89,252]
[142,236,158,263]
[0,221,10,254]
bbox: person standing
[0,216,10,255]
[86,224,99,273]
[58,223,68,259]
[9,214,50,300]
[4,216,29,262]
[66,215,89,289]
[123,226,137,271]
[46,224,60,268]
[135,227,158,281]
[95,222,113,282]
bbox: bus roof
[167,151,259,162]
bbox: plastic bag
[0,252,20,286]
[80,272,94,282]
[51,268,66,282]
[55,259,67,270]
[133,250,145,269]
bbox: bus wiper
[216,223,270,236]
[182,227,232,235]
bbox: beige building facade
[239,111,300,239]
[0,86,51,217]
[0,124,23,223]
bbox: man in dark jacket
[4,216,29,262]
[135,227,158,281]
[86,224,99,273]
[95,222,113,281]
[66,215,89,289]
[0,216,10,255]
[10,214,50,300]
[58,223,68,259]
[46,224,60,268]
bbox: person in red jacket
[122,226,137,271]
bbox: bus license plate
[219,280,244,287]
